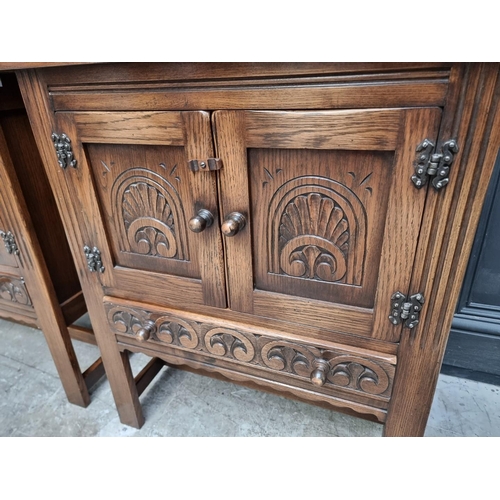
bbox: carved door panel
[54,111,226,308]
[214,109,442,342]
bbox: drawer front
[103,296,396,412]
[0,273,37,325]
[0,274,33,309]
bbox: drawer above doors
[54,106,442,343]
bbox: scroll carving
[112,169,188,261]
[261,340,318,377]
[155,317,199,349]
[0,276,32,306]
[104,303,394,399]
[326,356,390,396]
[205,328,255,363]
[269,177,367,285]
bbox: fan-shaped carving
[123,182,177,258]
[112,169,188,261]
[269,177,367,285]
[279,193,349,282]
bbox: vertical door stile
[181,111,227,308]
[213,111,254,313]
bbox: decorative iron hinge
[188,158,222,172]
[51,132,77,169]
[83,245,105,273]
[412,139,459,190]
[389,291,425,329]
[0,230,19,255]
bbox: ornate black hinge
[188,158,222,172]
[83,245,105,273]
[0,230,19,255]
[389,291,424,329]
[51,133,77,169]
[412,139,459,190]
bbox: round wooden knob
[310,359,330,387]
[221,212,246,237]
[135,321,156,342]
[188,209,214,233]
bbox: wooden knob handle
[221,212,246,237]
[135,320,156,342]
[188,209,214,233]
[310,359,330,387]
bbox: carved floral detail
[279,193,349,282]
[0,276,32,306]
[269,177,367,286]
[260,340,317,377]
[123,182,177,258]
[104,303,393,399]
[204,328,255,362]
[326,356,390,396]
[112,169,188,261]
[154,317,198,349]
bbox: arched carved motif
[111,168,188,261]
[268,176,367,285]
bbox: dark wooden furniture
[0,72,103,407]
[15,63,500,436]
[443,148,500,383]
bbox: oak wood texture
[0,73,104,407]
[17,62,500,436]
[55,110,226,309]
[215,108,441,341]
[18,70,145,427]
[385,63,500,436]
[0,124,90,406]
[104,295,396,410]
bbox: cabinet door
[214,109,441,342]
[54,111,226,308]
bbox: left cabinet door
[54,111,227,309]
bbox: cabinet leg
[105,350,144,429]
[384,330,445,437]
[40,319,90,408]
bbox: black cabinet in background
[442,149,500,385]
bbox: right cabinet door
[214,108,441,342]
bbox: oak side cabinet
[14,63,500,436]
[0,72,102,407]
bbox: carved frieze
[105,302,394,398]
[0,276,32,306]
